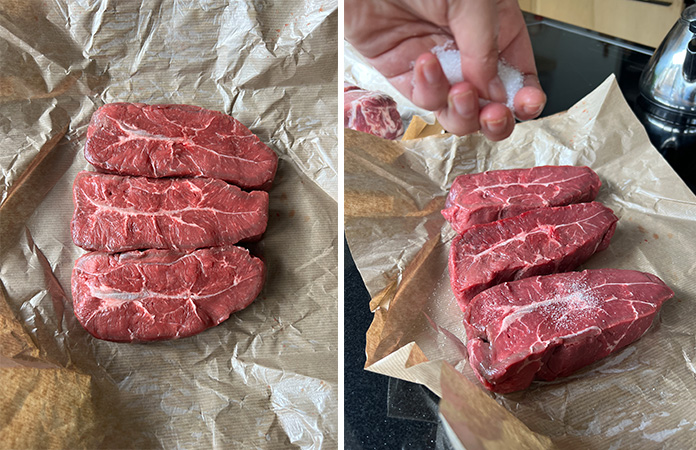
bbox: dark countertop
[344,242,448,449]
[344,14,676,450]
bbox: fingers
[496,0,537,77]
[436,82,481,136]
[447,0,506,104]
[495,0,546,120]
[431,81,515,140]
[411,53,513,140]
[513,77,546,121]
[411,54,523,140]
[479,103,515,141]
[412,53,451,111]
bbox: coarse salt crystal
[431,40,524,112]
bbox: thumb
[447,0,506,104]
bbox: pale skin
[346,0,547,141]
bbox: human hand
[345,0,546,141]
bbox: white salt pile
[431,40,524,112]
[431,41,467,85]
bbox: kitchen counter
[344,14,668,450]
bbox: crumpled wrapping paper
[345,75,696,449]
[0,1,337,448]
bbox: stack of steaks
[443,166,673,393]
[70,103,278,343]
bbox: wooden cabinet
[518,0,684,48]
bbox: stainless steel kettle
[640,5,696,115]
[637,5,696,189]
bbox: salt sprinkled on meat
[496,280,601,335]
[496,280,603,338]
[431,40,523,112]
[543,280,602,332]
[464,269,675,393]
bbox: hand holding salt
[432,40,524,113]
[345,0,546,141]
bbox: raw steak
[72,247,265,342]
[442,166,601,234]
[449,202,617,309]
[71,171,268,252]
[344,85,403,140]
[84,103,278,190]
[464,269,674,393]
[344,82,360,92]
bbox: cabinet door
[519,0,683,48]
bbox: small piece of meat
[344,83,361,92]
[442,166,601,234]
[464,269,674,393]
[84,103,278,190]
[71,171,268,252]
[449,202,618,309]
[72,247,265,342]
[344,86,403,140]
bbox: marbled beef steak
[72,247,265,342]
[449,202,618,309]
[344,84,403,140]
[71,171,268,252]
[464,269,674,393]
[442,166,601,234]
[84,103,278,190]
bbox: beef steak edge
[443,165,601,234]
[72,246,265,342]
[464,269,674,393]
[71,171,269,252]
[449,201,618,309]
[85,103,278,190]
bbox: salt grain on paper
[431,40,524,112]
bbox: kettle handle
[684,22,696,82]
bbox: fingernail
[523,103,544,117]
[484,116,508,135]
[452,91,476,118]
[423,58,441,85]
[488,76,507,104]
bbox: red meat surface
[84,103,278,190]
[464,269,674,393]
[71,171,268,252]
[442,166,601,234]
[344,86,403,140]
[72,247,265,342]
[449,202,618,309]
